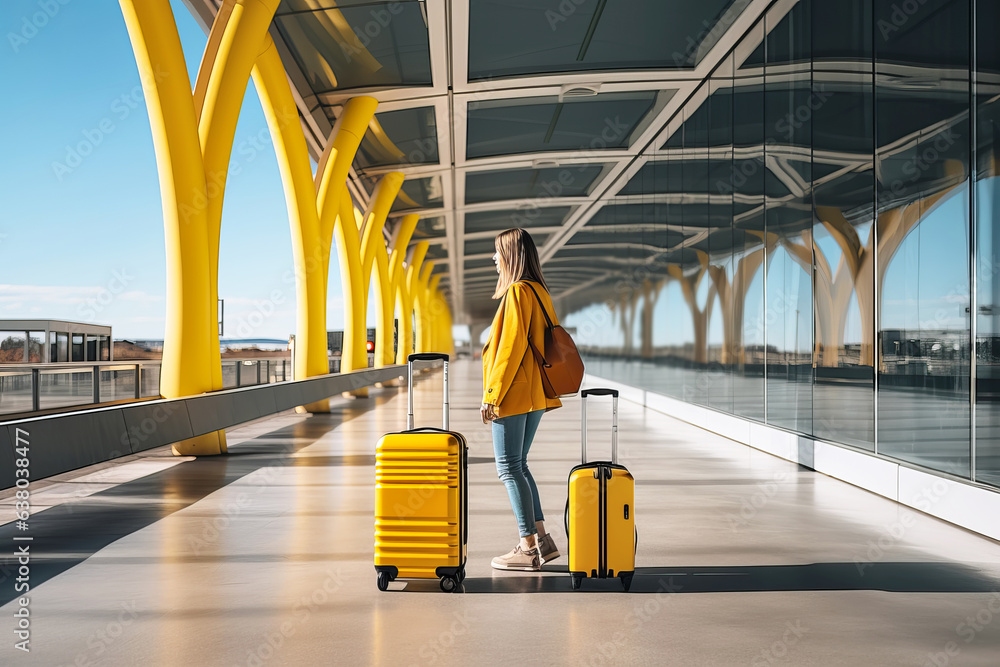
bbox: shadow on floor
[0,387,405,606]
[392,562,1000,594]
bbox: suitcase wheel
[570,573,584,591]
[439,575,460,593]
[377,571,391,592]
[620,572,633,592]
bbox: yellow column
[195,0,281,395]
[334,193,367,375]
[251,39,331,412]
[438,292,453,355]
[428,274,443,352]
[394,279,413,364]
[120,0,277,455]
[434,289,455,356]
[404,242,429,355]
[414,262,434,353]
[313,96,378,379]
[371,248,392,366]
[360,174,405,368]
[384,214,419,366]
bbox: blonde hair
[492,228,549,299]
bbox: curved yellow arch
[405,242,429,354]
[414,262,434,353]
[361,174,405,370]
[195,0,281,396]
[381,214,419,366]
[334,191,367,376]
[119,0,279,454]
[122,2,430,449]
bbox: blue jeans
[492,409,545,538]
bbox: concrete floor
[2,359,1000,666]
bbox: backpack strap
[522,281,555,330]
[516,282,553,369]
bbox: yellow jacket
[482,280,562,417]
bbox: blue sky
[0,0,339,340]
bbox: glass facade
[274,1,431,93]
[466,94,657,158]
[355,107,438,170]
[563,0,999,487]
[0,332,28,363]
[975,0,1000,485]
[363,174,443,212]
[465,165,608,204]
[467,0,743,78]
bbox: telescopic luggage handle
[581,388,619,465]
[407,353,450,431]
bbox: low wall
[0,365,406,489]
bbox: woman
[481,228,562,571]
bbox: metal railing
[0,364,407,489]
[0,358,290,415]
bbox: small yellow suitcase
[566,388,635,591]
[375,353,467,592]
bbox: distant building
[0,320,112,363]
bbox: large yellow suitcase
[566,388,635,591]
[375,354,467,593]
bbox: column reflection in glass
[875,0,971,477]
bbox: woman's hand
[481,403,498,423]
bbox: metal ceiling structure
[178,0,772,326]
[180,0,996,328]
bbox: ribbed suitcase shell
[374,427,467,580]
[567,463,635,585]
[566,388,635,591]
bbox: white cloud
[119,290,163,302]
[0,284,167,338]
[0,284,101,305]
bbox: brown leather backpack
[522,282,584,398]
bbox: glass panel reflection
[468,0,743,79]
[875,0,971,477]
[974,0,1000,486]
[0,372,33,414]
[682,100,711,408]
[559,0,991,491]
[71,334,84,362]
[361,175,443,212]
[39,369,92,410]
[355,107,438,170]
[0,332,27,363]
[57,332,68,363]
[763,0,813,433]
[222,361,237,390]
[141,365,160,398]
[466,94,656,159]
[811,0,875,450]
[465,165,606,204]
[466,207,572,235]
[274,2,431,93]
[99,367,137,402]
[731,18,766,421]
[28,332,43,363]
[707,57,735,413]
[411,216,447,240]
